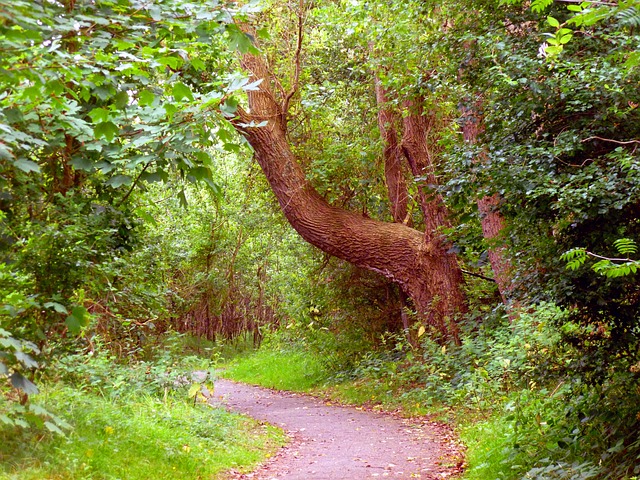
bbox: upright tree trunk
[232,53,464,341]
[374,77,409,225]
[461,103,514,304]
[374,77,413,336]
[401,100,467,339]
[401,101,449,234]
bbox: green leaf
[614,238,637,255]
[547,16,560,27]
[560,247,586,261]
[531,0,553,12]
[44,302,68,314]
[29,404,50,416]
[65,314,82,335]
[220,97,239,116]
[158,56,181,70]
[0,337,21,350]
[69,156,95,172]
[545,45,563,56]
[172,82,194,101]
[190,58,206,71]
[9,372,39,395]
[14,418,29,428]
[14,159,40,173]
[114,90,129,109]
[115,39,136,50]
[178,189,188,208]
[559,33,573,44]
[148,5,162,21]
[165,103,178,121]
[44,421,64,435]
[194,150,213,166]
[94,121,119,142]
[15,351,38,369]
[203,178,223,200]
[46,79,65,96]
[65,306,91,335]
[88,107,111,124]
[562,248,587,270]
[0,414,14,426]
[226,24,255,54]
[134,208,158,226]
[138,89,155,106]
[592,260,611,274]
[0,144,14,161]
[623,51,640,70]
[566,258,585,270]
[106,174,133,188]
[188,383,201,398]
[187,166,211,181]
[140,169,168,183]
[243,78,264,91]
[256,27,271,39]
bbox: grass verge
[221,347,452,418]
[220,347,327,391]
[0,384,286,480]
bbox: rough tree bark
[373,77,409,225]
[461,103,514,305]
[231,52,464,340]
[373,78,467,340]
[401,100,467,338]
[373,77,413,336]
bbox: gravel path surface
[211,379,464,480]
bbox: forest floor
[212,379,465,480]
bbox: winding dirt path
[212,379,464,480]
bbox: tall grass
[0,384,285,480]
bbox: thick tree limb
[231,47,465,341]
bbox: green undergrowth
[460,418,507,479]
[0,386,284,480]
[0,334,286,480]
[217,338,458,421]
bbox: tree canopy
[2,0,640,477]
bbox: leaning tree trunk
[231,53,464,340]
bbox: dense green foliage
[1,0,639,478]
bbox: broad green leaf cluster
[0,0,261,431]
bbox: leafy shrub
[53,332,216,400]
